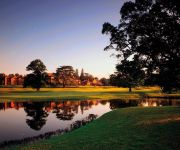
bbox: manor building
[0,73,102,86]
[0,73,24,86]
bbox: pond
[0,98,180,147]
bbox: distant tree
[0,74,5,85]
[84,73,94,82]
[100,78,109,86]
[56,66,76,88]
[15,73,19,77]
[109,74,119,86]
[102,0,180,93]
[75,69,79,79]
[8,74,14,78]
[115,58,145,92]
[80,69,85,82]
[109,58,145,92]
[24,59,47,91]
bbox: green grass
[6,106,180,150]
[0,87,179,101]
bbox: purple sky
[0,0,127,78]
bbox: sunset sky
[0,0,127,78]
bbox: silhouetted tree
[109,74,119,86]
[75,69,79,79]
[102,0,180,93]
[24,59,47,91]
[0,74,5,85]
[100,78,109,86]
[116,58,145,92]
[56,66,75,88]
[85,73,94,82]
[80,69,85,82]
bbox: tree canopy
[24,59,47,91]
[102,0,180,92]
[56,66,76,88]
[26,59,47,74]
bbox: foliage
[80,69,95,85]
[80,69,85,82]
[75,69,80,79]
[24,59,47,91]
[100,78,109,86]
[23,73,46,90]
[56,66,76,87]
[116,58,145,92]
[102,0,180,93]
[0,74,5,85]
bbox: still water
[0,98,180,145]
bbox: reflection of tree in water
[0,114,98,148]
[53,101,77,121]
[56,111,74,121]
[100,100,108,105]
[80,100,95,114]
[24,102,49,131]
[52,100,98,120]
[110,99,138,110]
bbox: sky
[0,0,127,78]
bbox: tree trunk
[63,82,65,88]
[129,86,132,92]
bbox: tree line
[23,59,109,90]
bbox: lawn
[0,86,179,101]
[6,106,180,150]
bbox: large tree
[102,0,180,93]
[24,59,47,91]
[56,66,76,88]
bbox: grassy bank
[0,86,179,100]
[6,106,180,150]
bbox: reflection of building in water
[0,101,24,111]
[0,100,101,117]
[139,99,180,107]
[140,100,157,107]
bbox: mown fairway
[6,106,180,150]
[0,87,179,100]
[0,87,179,101]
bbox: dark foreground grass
[6,106,180,150]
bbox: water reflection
[24,102,49,130]
[0,113,98,148]
[109,100,138,110]
[139,98,180,107]
[0,98,180,147]
[0,99,110,145]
